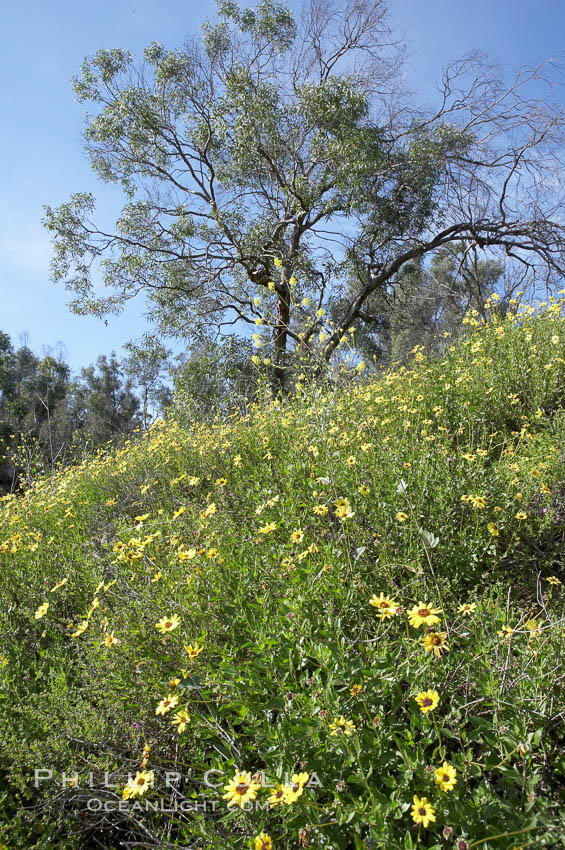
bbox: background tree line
[0,334,171,487]
[0,330,266,489]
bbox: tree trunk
[272,286,290,393]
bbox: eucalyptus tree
[123,337,172,428]
[76,354,141,445]
[45,0,565,388]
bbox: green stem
[342,735,375,807]
[468,824,545,847]
[432,711,444,761]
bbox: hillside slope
[1,302,565,850]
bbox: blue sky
[1,0,563,371]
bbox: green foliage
[75,353,141,445]
[1,303,565,848]
[173,335,259,422]
[124,337,173,429]
[386,246,505,362]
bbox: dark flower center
[432,636,441,645]
[418,807,427,816]
[443,774,449,782]
[418,608,430,617]
[236,783,249,794]
[292,783,300,792]
[422,698,433,707]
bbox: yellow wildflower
[421,632,449,657]
[184,642,203,660]
[284,772,309,803]
[171,709,191,734]
[410,795,436,827]
[222,770,261,809]
[434,762,457,791]
[415,689,440,713]
[369,592,400,620]
[34,603,49,620]
[122,770,154,800]
[71,620,89,638]
[155,614,181,634]
[329,716,356,736]
[407,602,442,628]
[156,694,179,716]
[267,783,287,807]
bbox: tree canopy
[45,0,565,387]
